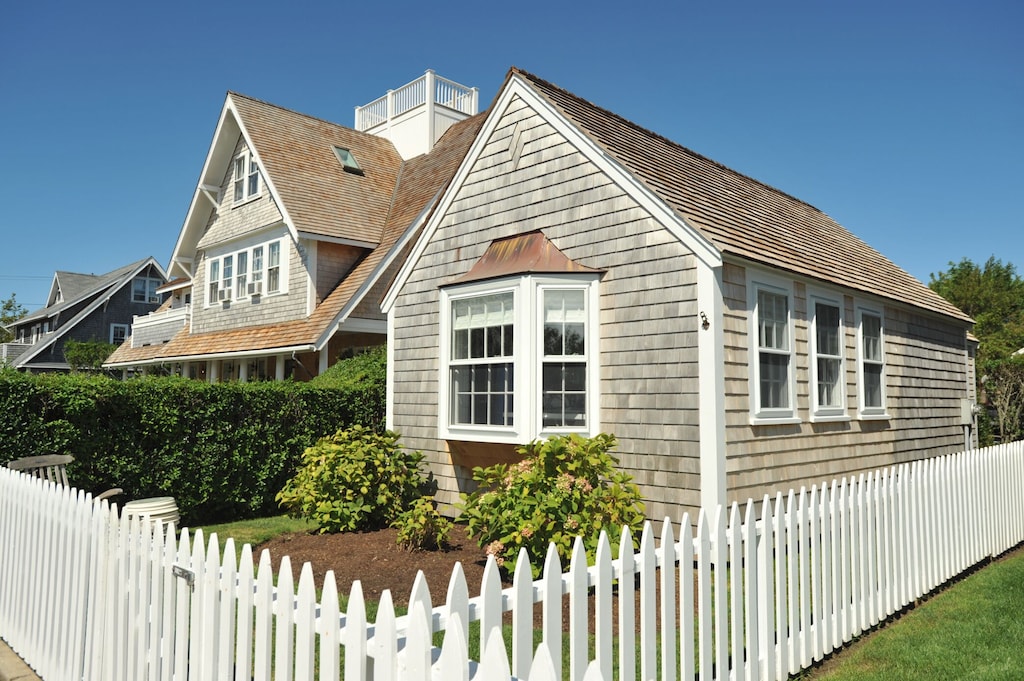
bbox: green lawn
[804,546,1024,680]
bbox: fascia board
[382,74,723,313]
[103,343,317,368]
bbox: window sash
[753,285,793,417]
[814,301,843,411]
[860,312,885,411]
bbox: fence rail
[2,442,1023,680]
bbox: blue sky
[1,0,1020,311]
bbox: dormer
[355,70,479,160]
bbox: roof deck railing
[355,70,478,132]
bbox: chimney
[354,70,479,160]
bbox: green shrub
[276,426,426,533]
[0,371,383,526]
[460,433,645,578]
[392,496,453,551]
[310,346,386,431]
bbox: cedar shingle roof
[229,93,404,245]
[512,68,971,323]
[106,111,486,366]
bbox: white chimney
[354,70,479,160]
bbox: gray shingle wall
[392,94,702,519]
[722,260,971,505]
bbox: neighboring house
[105,71,484,381]
[382,68,978,521]
[1,258,167,372]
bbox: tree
[930,257,1024,443]
[63,339,118,372]
[0,293,27,344]
[929,257,1024,362]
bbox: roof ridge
[509,67,823,214]
[227,91,365,137]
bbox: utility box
[961,398,978,426]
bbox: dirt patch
[255,524,491,610]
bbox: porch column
[208,360,219,384]
[276,355,286,381]
[239,360,249,383]
[318,349,329,376]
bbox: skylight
[334,147,362,174]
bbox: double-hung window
[206,238,285,306]
[233,150,260,203]
[441,275,599,443]
[811,296,847,420]
[110,323,129,345]
[858,309,887,417]
[750,279,796,423]
[132,277,161,303]
[450,291,515,427]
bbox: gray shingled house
[105,71,483,381]
[382,68,977,520]
[2,258,167,372]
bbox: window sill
[749,415,802,427]
[858,413,891,421]
[232,194,262,208]
[810,414,852,424]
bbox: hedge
[0,365,384,526]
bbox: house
[105,71,484,381]
[382,68,977,521]
[1,257,167,372]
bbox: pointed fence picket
[2,441,1024,681]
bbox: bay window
[440,275,599,443]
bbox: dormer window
[233,150,260,202]
[334,147,363,175]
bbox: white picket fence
[2,441,1023,681]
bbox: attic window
[334,147,363,175]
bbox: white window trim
[856,306,890,420]
[438,274,601,444]
[232,149,261,205]
[206,238,286,307]
[110,323,129,344]
[748,273,799,425]
[132,277,162,303]
[808,291,850,422]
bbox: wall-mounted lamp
[700,311,710,330]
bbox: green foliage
[929,257,1024,443]
[64,339,118,371]
[460,433,645,578]
[310,346,386,430]
[276,426,426,534]
[929,256,1024,362]
[392,496,453,551]
[0,293,27,344]
[0,371,378,525]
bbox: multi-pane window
[235,252,248,299]
[813,301,844,413]
[110,323,129,345]
[221,255,233,300]
[206,239,284,306]
[542,289,587,428]
[132,277,161,303]
[208,260,220,302]
[268,242,281,293]
[860,311,885,413]
[441,276,599,443]
[233,150,260,202]
[756,288,791,412]
[449,292,515,427]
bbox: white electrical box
[961,398,977,426]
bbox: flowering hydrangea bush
[460,433,645,578]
